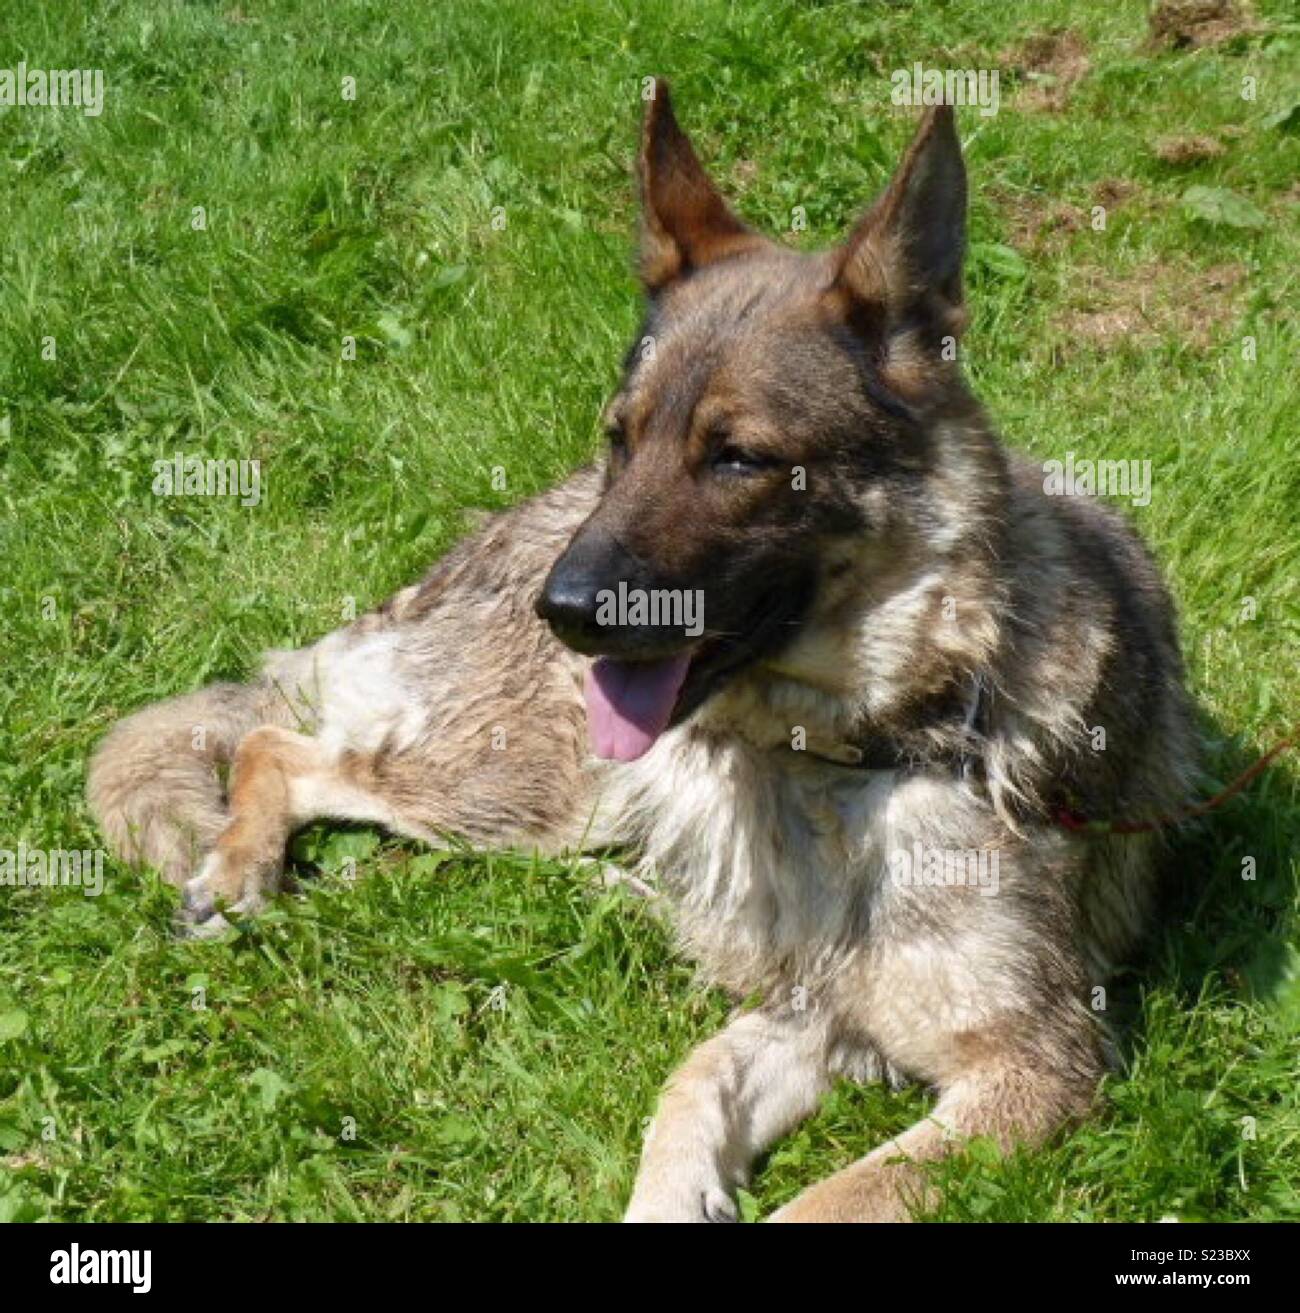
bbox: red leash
[1053,730,1298,836]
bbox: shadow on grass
[1110,711,1300,1059]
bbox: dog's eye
[712,443,778,476]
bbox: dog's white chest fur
[594,728,955,997]
[590,710,1023,1093]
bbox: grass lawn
[0,0,1297,1221]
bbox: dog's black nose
[538,526,691,658]
[536,526,628,651]
[536,573,601,639]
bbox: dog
[89,83,1198,1222]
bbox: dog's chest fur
[591,718,1029,1086]
[599,734,895,977]
[594,690,986,965]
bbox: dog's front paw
[624,1183,738,1224]
[177,850,270,939]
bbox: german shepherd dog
[89,84,1198,1222]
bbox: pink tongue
[585,654,692,762]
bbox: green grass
[1,0,1297,1221]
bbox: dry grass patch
[1147,0,1263,50]
[1058,258,1249,351]
[1154,134,1227,165]
[999,29,1091,112]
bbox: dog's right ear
[638,79,765,293]
[829,105,967,345]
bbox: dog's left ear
[638,79,766,293]
[830,106,967,344]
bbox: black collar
[793,673,991,780]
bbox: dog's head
[538,81,985,762]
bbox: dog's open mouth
[585,652,694,762]
[581,582,817,761]
[583,603,803,762]
[585,636,741,762]
[577,575,815,763]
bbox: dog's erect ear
[830,106,967,341]
[638,79,764,292]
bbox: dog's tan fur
[89,86,1197,1221]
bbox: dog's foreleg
[624,1007,831,1223]
[179,726,399,937]
[768,1031,1099,1223]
